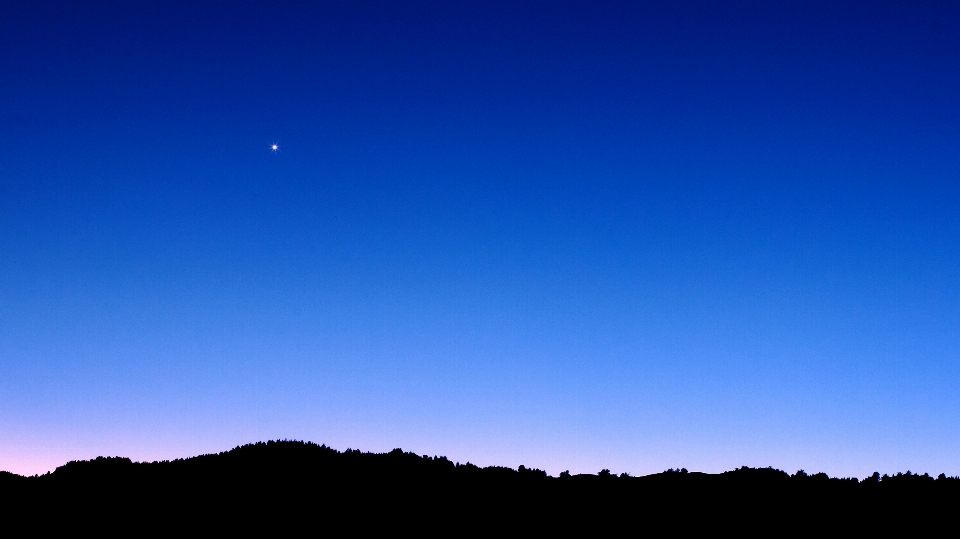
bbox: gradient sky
[2,1,960,478]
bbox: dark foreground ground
[2,440,957,533]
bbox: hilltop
[1,440,956,532]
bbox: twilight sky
[2,1,960,477]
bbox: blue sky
[2,1,960,477]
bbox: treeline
[1,440,957,533]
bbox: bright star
[270,143,279,152]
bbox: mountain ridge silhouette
[1,440,956,533]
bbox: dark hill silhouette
[1,440,956,533]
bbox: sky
[2,1,960,478]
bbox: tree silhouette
[1,440,957,534]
